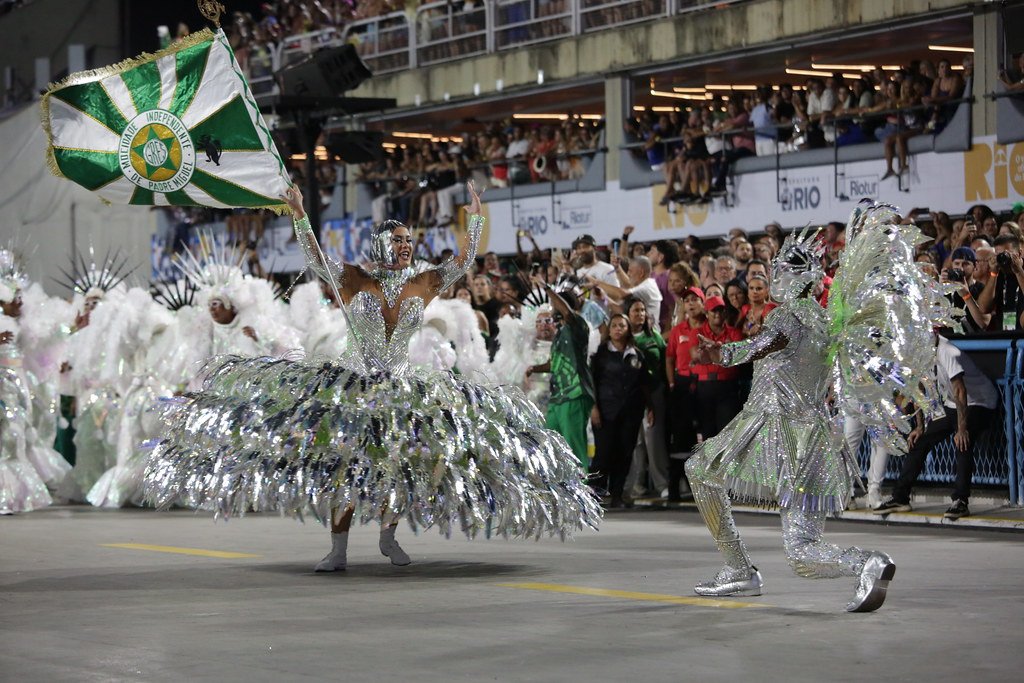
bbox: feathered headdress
[54,246,135,300]
[771,225,826,303]
[172,232,249,310]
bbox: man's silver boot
[846,551,896,613]
[695,563,764,597]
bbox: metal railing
[342,11,413,75]
[257,0,749,77]
[493,0,575,50]
[580,0,668,33]
[278,27,344,68]
[416,1,489,67]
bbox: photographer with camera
[942,247,989,333]
[976,234,1024,331]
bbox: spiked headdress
[172,232,249,310]
[771,226,826,303]
[55,246,135,300]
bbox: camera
[997,251,1013,272]
[948,268,965,283]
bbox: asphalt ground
[2,505,1021,682]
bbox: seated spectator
[998,51,1024,93]
[486,134,510,188]
[881,79,924,179]
[924,58,965,132]
[506,126,532,185]
[874,333,999,520]
[751,86,779,156]
[737,274,777,338]
[643,114,670,174]
[709,100,755,192]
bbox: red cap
[704,295,726,311]
[683,286,705,301]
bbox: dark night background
[123,0,266,56]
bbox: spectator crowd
[628,56,972,204]
[416,199,1023,510]
[357,117,604,227]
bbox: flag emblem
[119,110,196,193]
[42,28,289,211]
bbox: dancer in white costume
[59,254,134,500]
[85,287,177,507]
[0,249,71,512]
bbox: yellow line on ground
[101,543,259,559]
[497,582,765,609]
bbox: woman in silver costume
[144,181,601,570]
[685,207,949,613]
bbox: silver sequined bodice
[723,299,831,418]
[293,214,484,376]
[341,292,424,375]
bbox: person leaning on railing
[998,51,1024,93]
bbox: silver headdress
[370,219,406,267]
[55,246,135,301]
[771,225,825,303]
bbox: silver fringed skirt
[688,409,861,513]
[143,356,602,539]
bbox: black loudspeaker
[279,44,373,96]
[325,131,385,163]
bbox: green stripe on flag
[190,169,278,207]
[129,187,154,205]
[165,190,194,206]
[52,148,121,190]
[120,61,162,113]
[188,95,264,151]
[169,39,213,120]
[52,82,128,135]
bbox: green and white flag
[41,28,289,211]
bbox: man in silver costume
[687,232,896,613]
